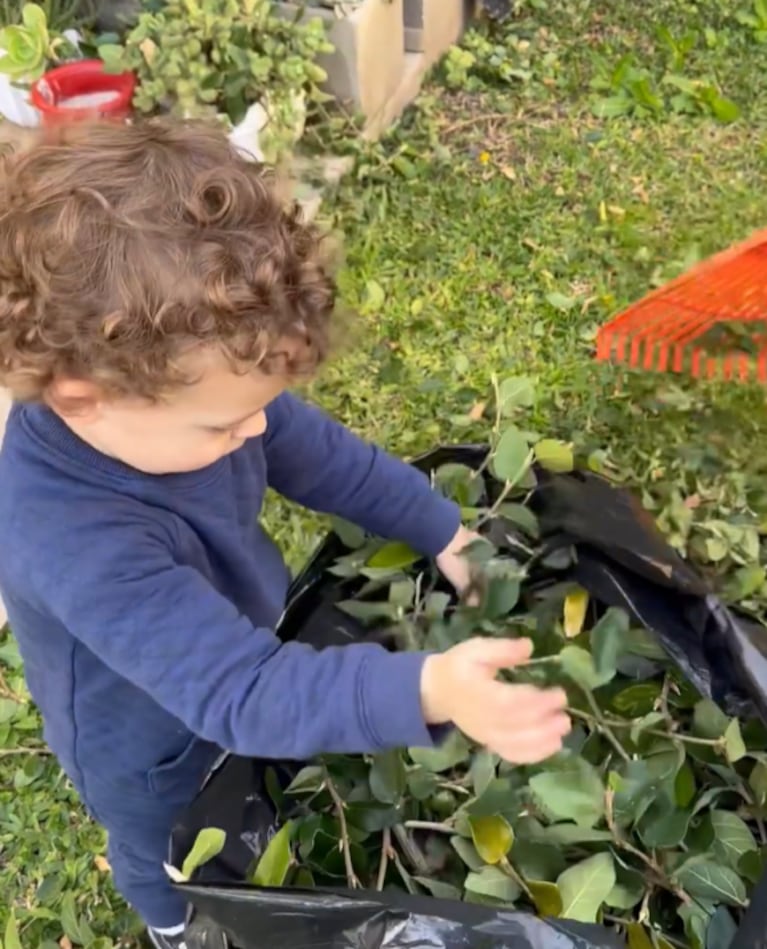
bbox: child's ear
[46,378,103,421]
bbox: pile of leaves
[183,376,767,949]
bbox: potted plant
[98,0,333,163]
[0,2,80,126]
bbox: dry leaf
[139,38,158,63]
[94,855,111,873]
[563,587,589,638]
[500,165,517,181]
[59,937,73,949]
[469,401,487,421]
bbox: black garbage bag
[169,445,767,949]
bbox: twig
[500,856,533,901]
[567,707,727,749]
[605,789,691,906]
[393,825,430,876]
[734,777,767,845]
[442,112,513,137]
[581,690,631,763]
[438,781,472,796]
[0,668,24,705]
[322,766,361,889]
[376,828,392,891]
[0,747,50,757]
[404,820,455,835]
[477,451,535,528]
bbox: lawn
[4,0,767,945]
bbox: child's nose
[234,411,267,439]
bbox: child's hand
[420,637,571,764]
[436,524,481,595]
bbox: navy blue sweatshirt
[0,395,460,801]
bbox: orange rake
[596,228,767,384]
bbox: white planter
[0,73,39,127]
[227,92,307,165]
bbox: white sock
[153,922,185,936]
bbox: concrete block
[404,0,474,62]
[280,0,405,121]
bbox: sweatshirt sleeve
[263,393,461,557]
[44,522,437,760]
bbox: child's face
[49,345,296,474]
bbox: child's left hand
[436,524,481,596]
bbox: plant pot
[30,59,135,125]
[0,72,39,127]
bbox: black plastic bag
[170,445,767,949]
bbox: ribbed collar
[16,402,228,490]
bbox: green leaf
[470,749,497,796]
[529,756,605,827]
[556,852,616,923]
[491,426,531,483]
[337,600,400,623]
[534,439,574,473]
[467,776,520,817]
[724,718,746,763]
[678,902,708,949]
[469,815,514,864]
[369,750,407,804]
[389,578,416,609]
[451,835,485,871]
[626,924,655,949]
[435,463,485,506]
[497,503,540,538]
[181,827,226,880]
[510,839,566,881]
[612,682,663,716]
[4,912,22,949]
[528,880,563,916]
[674,761,697,808]
[415,876,462,900]
[637,802,692,848]
[546,291,577,312]
[709,810,757,869]
[559,645,607,690]
[674,859,747,906]
[693,700,729,739]
[705,906,738,949]
[363,278,385,310]
[540,824,613,846]
[286,765,324,794]
[590,608,629,683]
[409,731,472,773]
[252,822,293,887]
[366,541,420,570]
[606,869,645,910]
[593,95,632,118]
[464,866,520,903]
[710,96,741,123]
[331,516,366,549]
[59,893,88,944]
[750,760,767,804]
[630,711,666,744]
[497,376,536,413]
[738,847,767,884]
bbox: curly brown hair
[0,118,336,401]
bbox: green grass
[6,0,767,945]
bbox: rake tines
[596,229,767,384]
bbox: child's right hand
[420,637,570,764]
